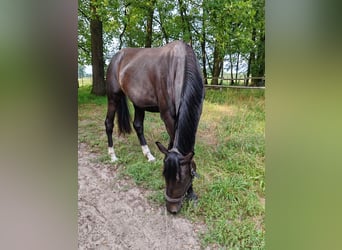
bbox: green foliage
[78,0,265,80]
[78,86,265,248]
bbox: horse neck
[173,103,201,155]
[169,42,204,155]
[173,73,203,155]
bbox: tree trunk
[256,33,265,86]
[229,53,234,85]
[246,54,252,86]
[211,43,223,85]
[235,53,240,84]
[201,39,208,85]
[248,27,257,86]
[201,13,208,85]
[119,4,130,50]
[145,1,155,48]
[90,1,106,96]
[177,0,192,45]
[250,32,265,86]
[220,61,224,85]
[157,5,169,44]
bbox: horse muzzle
[166,201,182,214]
[164,168,198,214]
[165,193,184,214]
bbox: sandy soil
[78,143,206,249]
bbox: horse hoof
[147,154,156,162]
[186,193,198,208]
[186,192,198,201]
[110,156,118,162]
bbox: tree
[90,0,106,95]
[78,0,91,66]
[177,0,192,44]
[205,0,228,85]
[144,0,156,48]
[200,1,208,85]
[78,0,265,89]
[248,0,265,86]
[211,41,224,85]
[78,0,107,95]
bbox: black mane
[174,43,204,155]
[163,152,181,181]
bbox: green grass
[78,77,92,87]
[78,84,107,105]
[78,86,265,249]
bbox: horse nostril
[167,203,181,214]
[169,209,178,214]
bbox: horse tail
[107,50,132,135]
[117,93,132,134]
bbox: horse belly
[122,81,159,109]
[145,106,159,112]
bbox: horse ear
[156,141,168,155]
[180,152,194,164]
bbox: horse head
[156,142,198,214]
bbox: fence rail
[204,76,265,90]
[205,85,265,89]
[205,76,265,81]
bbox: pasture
[78,83,265,248]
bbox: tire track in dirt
[78,143,205,249]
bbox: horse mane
[174,43,204,155]
[163,152,181,181]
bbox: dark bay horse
[105,40,204,213]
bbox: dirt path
[78,143,205,250]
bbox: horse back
[113,42,187,112]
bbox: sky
[84,65,92,75]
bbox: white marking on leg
[108,147,118,162]
[141,145,155,162]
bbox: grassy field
[78,84,265,249]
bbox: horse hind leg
[133,106,155,162]
[105,99,118,162]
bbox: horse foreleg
[105,101,118,162]
[141,145,155,162]
[133,106,155,162]
[161,112,175,150]
[186,184,198,203]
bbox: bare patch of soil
[78,143,205,249]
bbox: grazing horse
[105,40,204,213]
